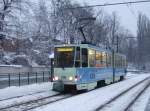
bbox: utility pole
[116,36,119,53]
[0,32,5,60]
[112,13,116,83]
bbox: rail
[94,76,150,111]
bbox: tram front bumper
[53,81,64,92]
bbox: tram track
[124,79,150,111]
[0,73,138,102]
[0,93,72,111]
[94,76,150,111]
[0,90,50,102]
[0,74,149,111]
[0,91,59,109]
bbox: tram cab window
[54,47,74,68]
[82,48,88,67]
[89,49,95,67]
[75,47,80,67]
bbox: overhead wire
[65,0,150,9]
[124,0,138,20]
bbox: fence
[0,71,52,89]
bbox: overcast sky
[73,0,150,36]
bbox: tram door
[81,48,88,67]
[75,47,88,67]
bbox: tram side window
[117,55,119,68]
[75,47,80,67]
[106,53,108,67]
[107,53,112,67]
[116,55,120,68]
[122,57,126,67]
[114,54,118,68]
[118,55,121,67]
[102,52,106,67]
[124,57,126,67]
[121,56,123,68]
[89,49,95,67]
[82,48,88,67]
[120,56,122,68]
[117,55,120,68]
[122,57,124,67]
[96,51,102,67]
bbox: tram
[52,44,127,92]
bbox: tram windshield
[54,47,74,68]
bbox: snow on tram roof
[55,44,110,52]
[54,44,126,57]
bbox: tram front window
[55,47,74,68]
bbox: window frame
[88,49,96,67]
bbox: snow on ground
[0,82,59,109]
[0,65,22,67]
[0,82,53,100]
[130,83,150,111]
[125,72,139,79]
[31,73,150,111]
[0,90,59,109]
[145,98,150,111]
[101,79,150,111]
[0,72,149,111]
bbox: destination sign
[57,47,73,52]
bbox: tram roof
[54,44,126,57]
[55,44,111,52]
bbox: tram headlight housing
[53,76,59,81]
[69,76,73,81]
[74,77,78,81]
[74,75,79,82]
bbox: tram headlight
[53,76,59,81]
[69,76,73,81]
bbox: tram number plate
[90,73,95,79]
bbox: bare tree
[137,13,150,68]
[0,0,31,37]
[50,0,97,44]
